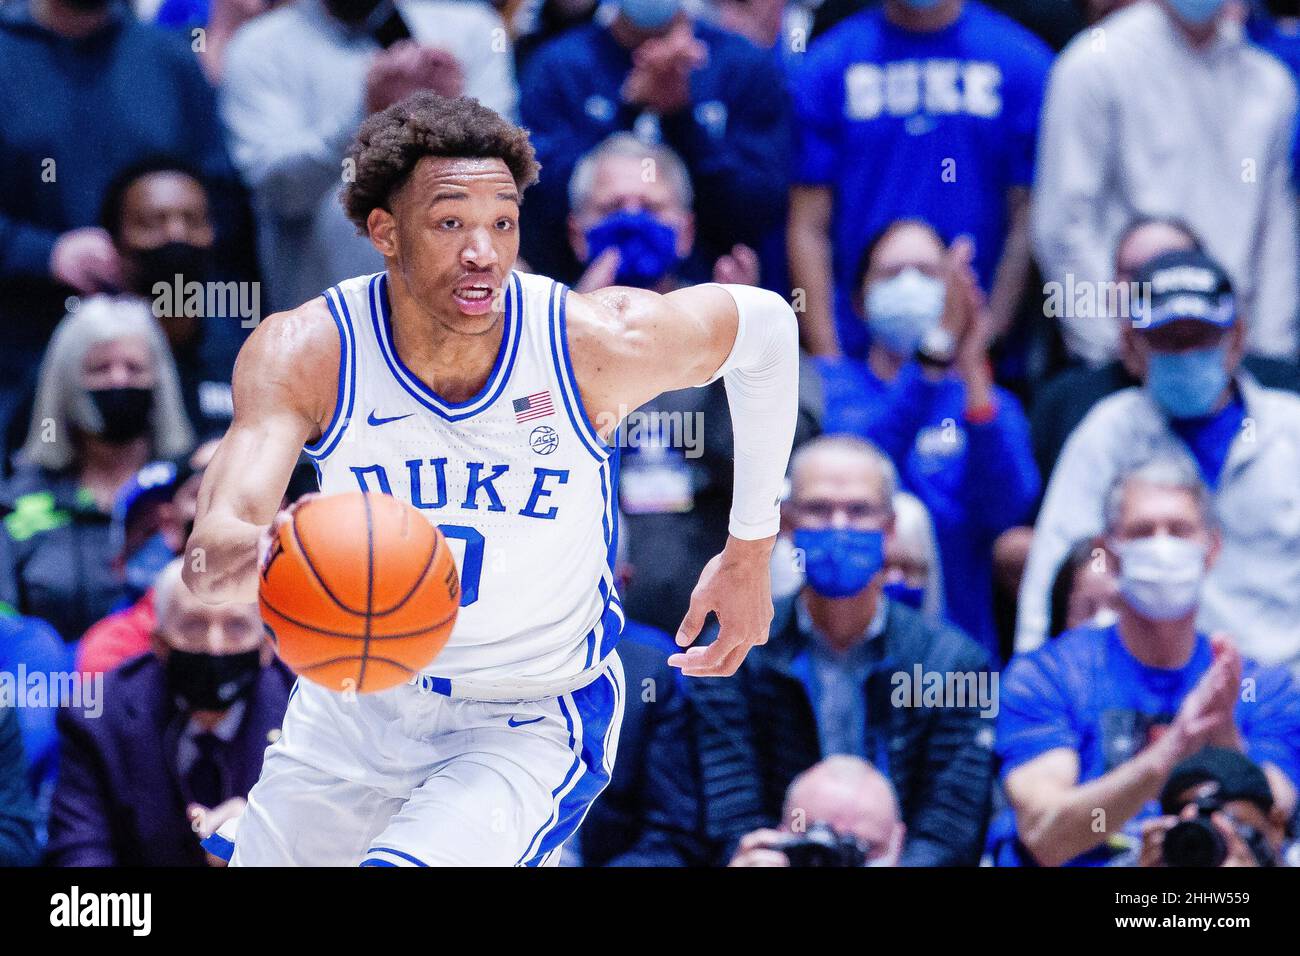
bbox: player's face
[377,156,521,329]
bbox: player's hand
[728,828,789,867]
[711,244,760,287]
[669,535,774,677]
[189,797,246,868]
[257,492,322,576]
[50,227,122,294]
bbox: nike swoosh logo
[507,715,546,728]
[368,410,413,426]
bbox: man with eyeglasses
[691,435,995,866]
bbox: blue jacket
[0,613,71,800]
[819,358,1039,661]
[518,20,790,283]
[0,704,38,866]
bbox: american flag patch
[513,390,555,423]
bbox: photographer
[729,756,905,867]
[995,457,1300,866]
[1132,747,1292,868]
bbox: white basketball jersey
[303,271,623,694]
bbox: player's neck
[386,272,507,405]
[1116,604,1199,670]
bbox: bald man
[46,560,293,867]
[729,756,906,867]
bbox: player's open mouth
[452,283,496,315]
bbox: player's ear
[368,207,399,258]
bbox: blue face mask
[584,210,681,288]
[884,581,926,610]
[617,0,680,31]
[865,268,945,357]
[1166,0,1226,26]
[1145,343,1230,419]
[794,527,885,599]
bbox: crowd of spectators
[2,0,1300,868]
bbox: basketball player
[184,93,798,866]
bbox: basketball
[258,492,460,693]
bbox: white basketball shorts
[224,653,624,867]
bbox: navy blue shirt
[818,357,1039,660]
[792,2,1051,357]
[994,623,1300,866]
[1168,392,1246,491]
[518,20,790,284]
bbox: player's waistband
[412,659,613,703]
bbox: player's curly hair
[340,92,541,234]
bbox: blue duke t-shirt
[792,2,1051,357]
[993,624,1300,866]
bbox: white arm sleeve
[698,284,800,540]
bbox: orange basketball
[258,491,460,693]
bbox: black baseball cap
[1131,249,1236,331]
[1159,746,1273,816]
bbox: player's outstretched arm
[183,300,339,605]
[568,283,800,677]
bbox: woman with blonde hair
[0,297,194,642]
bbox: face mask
[618,0,680,30]
[865,268,945,357]
[166,648,262,712]
[1145,344,1229,419]
[794,527,885,599]
[884,580,926,610]
[1167,0,1227,26]
[324,0,381,23]
[126,241,212,297]
[87,387,153,444]
[897,0,946,9]
[584,210,681,288]
[1114,535,1206,621]
[125,531,176,602]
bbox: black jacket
[46,653,294,867]
[579,630,706,866]
[0,464,124,642]
[690,598,995,866]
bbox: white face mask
[865,268,945,357]
[1113,535,1207,621]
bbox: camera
[1163,795,1228,867]
[776,822,869,868]
[1162,795,1276,867]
